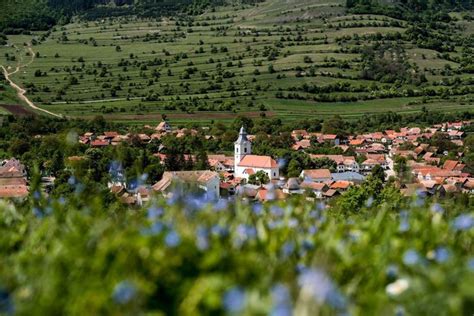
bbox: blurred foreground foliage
[0,192,472,315]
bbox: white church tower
[234,126,251,170]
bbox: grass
[0,0,473,125]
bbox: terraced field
[1,0,473,125]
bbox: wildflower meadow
[0,191,472,315]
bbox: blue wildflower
[297,269,347,310]
[430,203,444,213]
[74,183,85,194]
[196,226,209,251]
[403,249,420,266]
[308,225,318,235]
[309,210,319,219]
[434,247,450,263]
[58,196,66,205]
[413,197,425,207]
[280,241,295,258]
[297,269,333,303]
[467,257,474,271]
[235,224,257,244]
[0,287,14,315]
[44,206,53,215]
[295,264,306,274]
[211,224,228,237]
[165,230,181,248]
[67,176,77,186]
[317,202,326,211]
[452,214,473,231]
[150,222,164,235]
[271,284,292,316]
[213,199,229,212]
[32,207,43,218]
[166,190,181,205]
[147,206,164,221]
[288,218,298,228]
[252,203,264,216]
[386,264,398,279]
[399,219,409,232]
[223,287,246,313]
[301,239,314,251]
[268,220,283,230]
[270,205,284,217]
[32,190,41,200]
[365,196,374,208]
[326,289,347,310]
[113,281,137,304]
[395,305,406,316]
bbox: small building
[156,121,172,133]
[152,170,220,200]
[300,169,332,183]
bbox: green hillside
[0,0,473,125]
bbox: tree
[312,157,337,171]
[9,139,30,157]
[371,164,385,183]
[195,150,209,170]
[248,170,270,186]
[465,134,474,152]
[322,115,346,136]
[287,159,302,178]
[231,116,254,132]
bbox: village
[0,119,472,204]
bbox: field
[1,0,474,125]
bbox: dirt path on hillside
[1,44,63,118]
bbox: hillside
[0,0,474,125]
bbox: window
[236,148,239,153]
[244,148,247,153]
[273,172,276,177]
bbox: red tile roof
[238,155,278,169]
[302,169,331,180]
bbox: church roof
[235,126,249,143]
[238,155,278,169]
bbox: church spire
[236,126,248,143]
[234,126,251,169]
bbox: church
[234,126,279,181]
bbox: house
[365,154,388,168]
[91,139,109,147]
[331,172,366,184]
[330,180,352,192]
[255,187,287,202]
[443,160,465,172]
[310,155,359,173]
[156,121,172,133]
[300,169,332,183]
[323,189,340,199]
[234,127,279,180]
[208,154,234,172]
[292,139,311,151]
[300,182,328,199]
[291,130,309,139]
[283,178,303,194]
[0,158,28,199]
[152,170,220,200]
[360,159,380,173]
[138,134,151,143]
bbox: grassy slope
[0,0,473,125]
